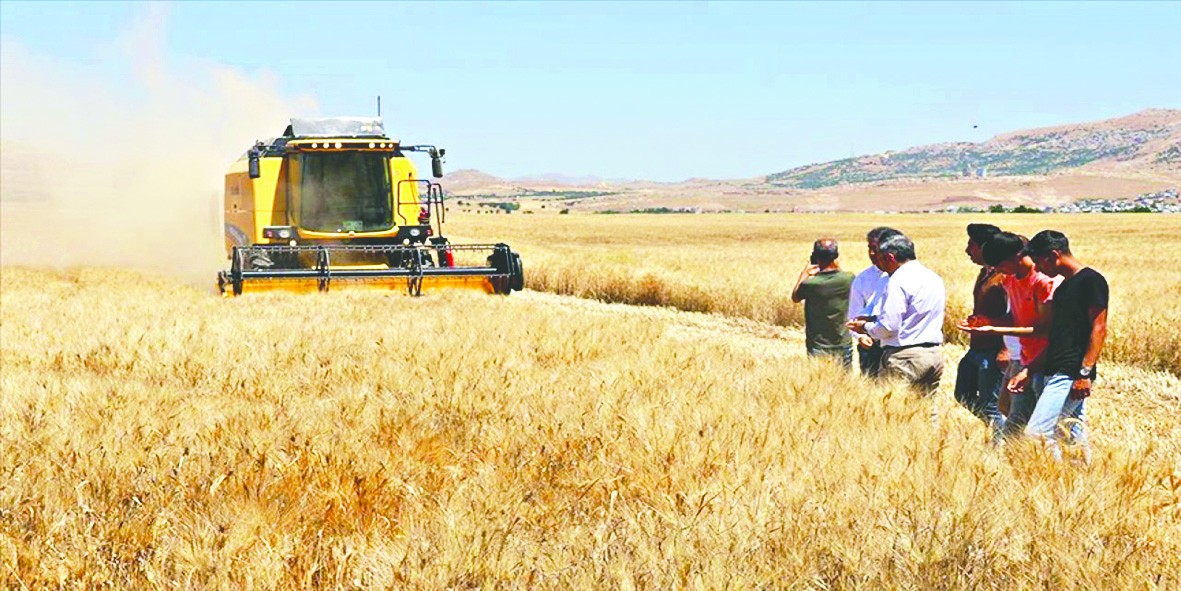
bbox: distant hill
[430,109,1181,212]
[436,169,513,194]
[766,109,1181,189]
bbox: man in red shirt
[959,231,1060,437]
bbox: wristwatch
[1077,365,1093,379]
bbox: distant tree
[988,204,1008,213]
[1011,205,1043,214]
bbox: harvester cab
[218,117,524,297]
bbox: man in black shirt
[1021,230,1109,459]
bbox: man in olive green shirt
[792,239,855,367]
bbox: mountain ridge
[436,109,1181,212]
[766,108,1181,189]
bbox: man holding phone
[959,231,1059,437]
[792,238,855,367]
[847,233,946,396]
[846,227,902,377]
[954,223,1009,439]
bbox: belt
[882,342,941,352]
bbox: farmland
[3,213,1181,588]
[452,212,1181,375]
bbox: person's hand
[1007,367,1029,394]
[801,264,820,278]
[857,335,874,349]
[995,348,1011,371]
[957,321,998,334]
[1069,377,1092,400]
[847,319,868,334]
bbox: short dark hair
[982,231,1024,266]
[812,238,839,264]
[1025,230,1071,257]
[877,234,916,262]
[967,223,1002,245]
[867,226,902,244]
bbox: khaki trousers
[881,345,944,397]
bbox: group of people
[790,224,1108,455]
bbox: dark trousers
[954,348,1004,438]
[858,341,882,377]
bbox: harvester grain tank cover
[289,117,386,138]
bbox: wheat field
[451,212,1181,375]
[3,213,1181,588]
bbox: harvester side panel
[224,157,286,250]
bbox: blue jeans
[954,348,1004,437]
[1025,373,1088,460]
[809,344,853,368]
[1003,371,1043,438]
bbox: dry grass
[450,212,1181,376]
[2,266,1179,589]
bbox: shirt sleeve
[797,278,813,301]
[1087,271,1110,311]
[866,278,904,342]
[847,275,864,319]
[847,275,865,338]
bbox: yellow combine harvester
[217,117,523,296]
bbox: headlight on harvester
[409,228,422,237]
[263,226,297,240]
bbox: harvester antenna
[377,95,382,117]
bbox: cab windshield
[296,151,392,232]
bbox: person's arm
[960,324,1029,336]
[1080,308,1108,369]
[847,275,870,343]
[1029,298,1053,337]
[1071,306,1108,399]
[961,293,1052,336]
[847,275,864,322]
[1007,347,1047,393]
[791,264,819,303]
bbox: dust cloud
[0,5,316,285]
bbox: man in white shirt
[847,227,902,377]
[848,234,946,396]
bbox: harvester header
[217,116,522,297]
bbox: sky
[2,1,1179,182]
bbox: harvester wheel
[487,247,514,295]
[509,253,524,292]
[231,248,250,296]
